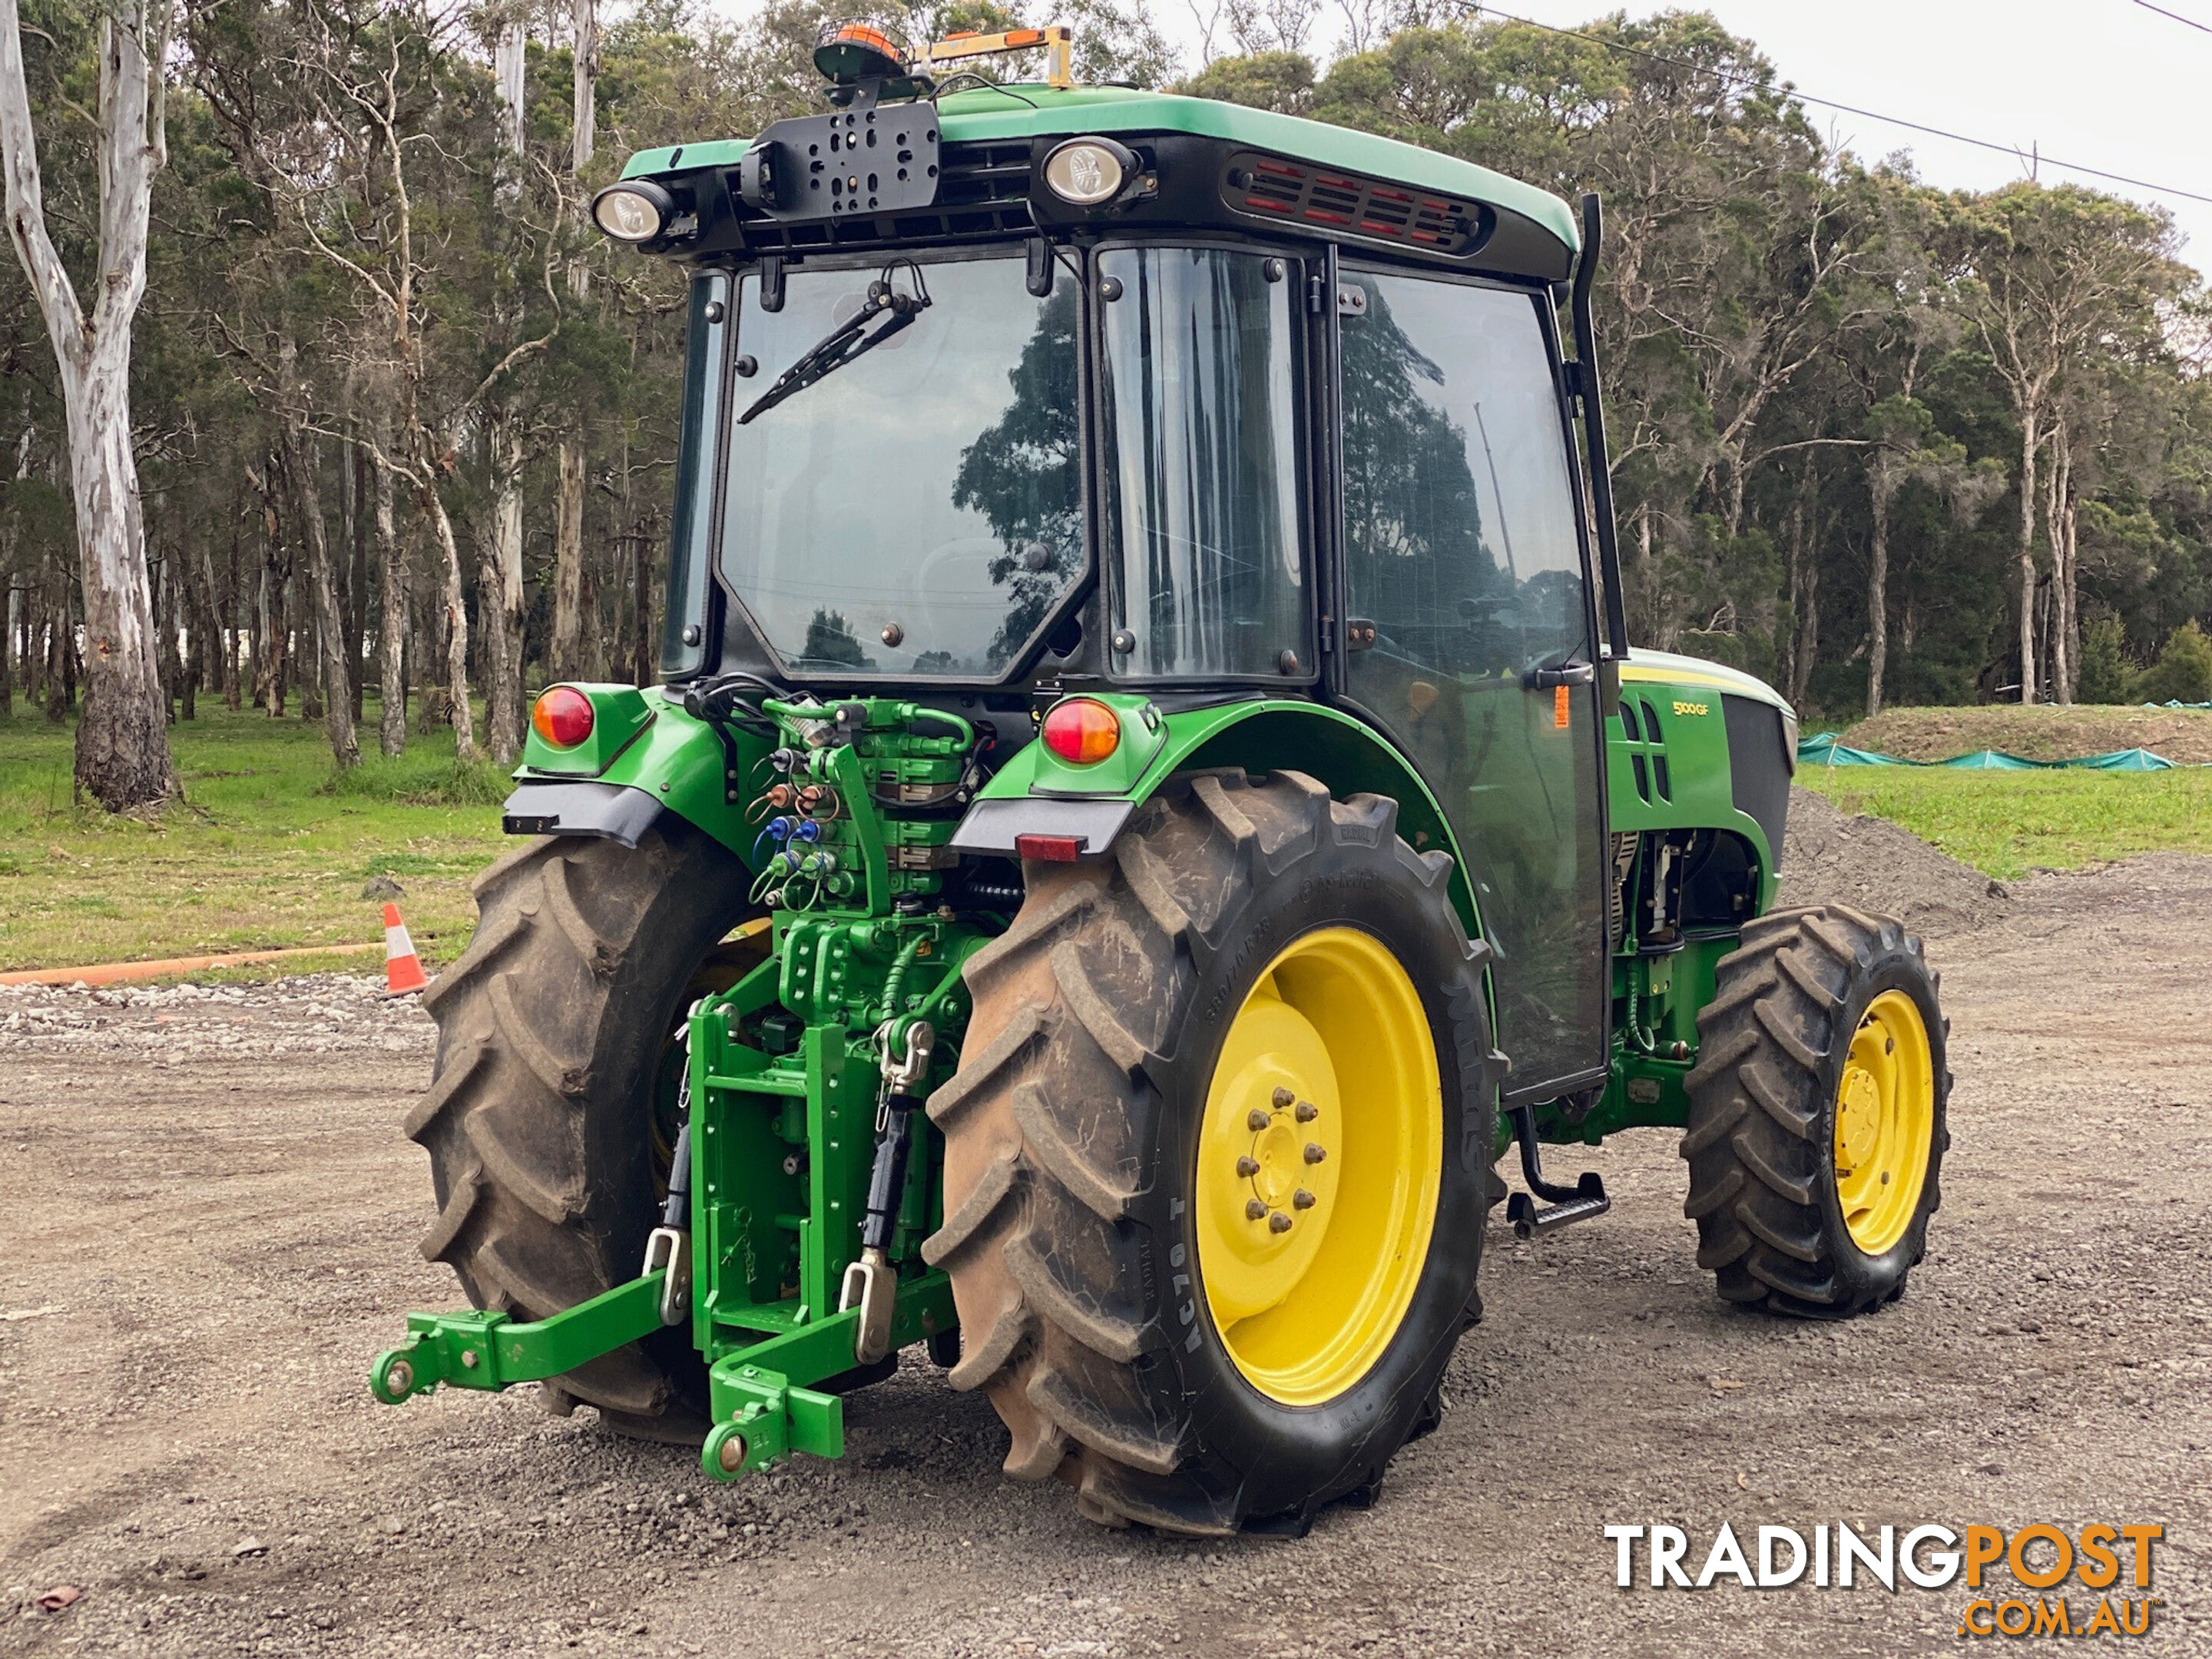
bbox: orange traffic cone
[383,903,429,995]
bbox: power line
[2132,0,2212,36]
[1472,5,2212,210]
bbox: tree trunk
[550,0,596,683]
[297,563,321,721]
[254,484,283,716]
[345,434,368,722]
[178,544,200,721]
[0,577,13,717]
[418,475,476,760]
[220,525,241,710]
[64,345,174,800]
[59,574,77,711]
[572,0,596,177]
[373,413,407,756]
[495,22,525,156]
[152,546,180,722]
[1866,450,1892,717]
[45,566,70,720]
[2,420,25,717]
[626,426,654,687]
[551,438,585,676]
[26,568,47,712]
[413,573,445,734]
[2045,426,2076,706]
[280,420,359,768]
[480,407,528,763]
[287,564,310,718]
[2015,410,2040,705]
[1784,472,1816,710]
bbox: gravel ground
[3,827,2208,1657]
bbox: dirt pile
[1844,703,2212,762]
[1776,785,2008,933]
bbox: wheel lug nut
[1247,1109,1271,1131]
[1268,1211,1293,1233]
[1303,1143,1326,1164]
[1294,1101,1318,1123]
[1292,1188,1316,1210]
[1246,1199,1268,1220]
[1237,1156,1260,1177]
[1271,1087,1294,1108]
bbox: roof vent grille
[1220,151,1490,255]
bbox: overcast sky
[1473,0,2211,276]
[704,0,2211,276]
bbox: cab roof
[620,83,1581,260]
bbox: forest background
[2,0,2207,806]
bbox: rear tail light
[1040,697,1121,765]
[532,687,595,749]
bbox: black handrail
[1571,191,1631,660]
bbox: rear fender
[957,697,1483,940]
[503,684,764,862]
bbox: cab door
[1335,266,1610,1101]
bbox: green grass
[0,704,510,973]
[1801,765,2212,880]
[8,698,2208,974]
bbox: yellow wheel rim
[1195,926,1443,1406]
[1832,989,1936,1255]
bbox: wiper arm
[738,274,931,426]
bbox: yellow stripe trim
[1618,665,1757,694]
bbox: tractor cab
[593,21,1623,1105]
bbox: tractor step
[1505,1105,1612,1238]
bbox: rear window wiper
[738,264,932,426]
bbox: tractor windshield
[719,250,1081,677]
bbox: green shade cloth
[1798,733,2186,770]
[1936,750,2044,770]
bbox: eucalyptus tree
[0,0,175,806]
[1959,184,2182,704]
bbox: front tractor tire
[410,823,756,1439]
[1682,903,1950,1318]
[926,770,1500,1535]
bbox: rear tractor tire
[410,822,759,1440]
[1681,903,1950,1317]
[926,770,1502,1534]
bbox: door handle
[1524,662,1597,690]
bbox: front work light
[1041,137,1138,207]
[592,180,675,243]
[532,686,596,749]
[1041,697,1121,764]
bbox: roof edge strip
[620,85,1578,257]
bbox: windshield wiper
[738,267,932,426]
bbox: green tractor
[370,22,1949,1535]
